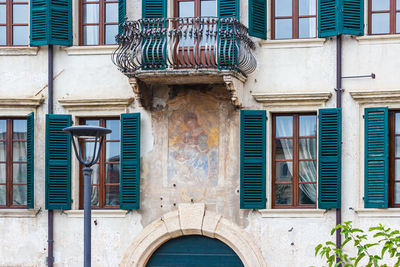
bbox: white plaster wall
[1,0,400,266]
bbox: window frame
[271,0,317,40]
[368,0,400,35]
[174,0,217,17]
[0,118,28,209]
[0,0,29,47]
[272,113,317,209]
[79,0,119,46]
[79,117,120,209]
[389,111,400,208]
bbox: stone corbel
[223,75,244,108]
[129,77,152,109]
[129,77,142,106]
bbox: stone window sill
[0,209,38,218]
[259,209,327,218]
[0,46,39,56]
[64,45,118,56]
[356,34,400,45]
[64,209,128,218]
[259,38,326,49]
[354,208,400,218]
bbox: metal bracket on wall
[342,73,376,79]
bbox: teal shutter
[218,0,239,18]
[240,110,266,209]
[142,0,166,18]
[27,113,34,209]
[318,0,364,37]
[120,113,141,210]
[30,0,72,46]
[318,108,342,209]
[364,108,388,208]
[118,0,126,36]
[45,114,72,210]
[248,0,266,39]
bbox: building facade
[0,0,399,266]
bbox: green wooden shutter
[30,0,72,46]
[27,112,34,209]
[318,108,342,209]
[364,107,388,208]
[318,0,364,37]
[142,0,166,18]
[120,113,141,210]
[249,0,266,39]
[218,0,239,18]
[240,110,266,209]
[118,0,126,36]
[45,114,72,210]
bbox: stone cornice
[252,92,332,106]
[350,90,400,104]
[58,97,134,111]
[0,97,44,107]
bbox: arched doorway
[146,235,244,267]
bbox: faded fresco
[168,90,219,188]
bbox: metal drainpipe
[48,44,54,267]
[336,34,342,265]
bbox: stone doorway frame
[121,203,266,266]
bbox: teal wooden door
[146,235,244,267]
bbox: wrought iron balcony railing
[112,17,257,77]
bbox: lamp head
[63,125,111,138]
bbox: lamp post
[63,126,111,267]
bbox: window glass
[0,26,5,45]
[83,4,99,23]
[395,183,400,204]
[276,116,293,137]
[179,1,195,17]
[0,5,5,24]
[275,184,292,205]
[105,185,119,206]
[299,17,316,38]
[106,164,120,183]
[106,120,120,140]
[13,163,27,183]
[13,26,28,45]
[276,162,293,182]
[398,0,400,9]
[105,24,118,44]
[13,119,26,139]
[299,0,316,16]
[371,13,390,34]
[105,3,118,22]
[299,115,317,136]
[397,13,400,33]
[106,142,120,162]
[0,164,5,183]
[0,185,5,205]
[372,0,390,11]
[275,139,293,160]
[299,138,316,159]
[201,0,216,17]
[275,0,292,16]
[13,142,27,161]
[299,183,316,204]
[275,19,292,39]
[0,120,6,139]
[13,4,28,24]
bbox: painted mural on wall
[168,90,219,188]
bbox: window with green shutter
[30,0,72,46]
[118,0,126,36]
[240,110,266,209]
[318,108,341,209]
[249,0,266,39]
[318,0,364,38]
[218,0,239,18]
[45,114,72,210]
[120,113,141,210]
[142,0,167,18]
[364,107,388,208]
[27,113,34,209]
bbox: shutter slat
[142,0,166,18]
[120,113,141,210]
[27,112,34,209]
[218,0,239,18]
[249,0,266,39]
[45,114,72,210]
[118,0,126,36]
[240,110,266,209]
[364,107,388,208]
[318,108,342,209]
[30,0,72,46]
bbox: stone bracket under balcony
[113,17,256,109]
[128,69,246,108]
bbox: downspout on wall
[48,44,54,267]
[336,34,342,265]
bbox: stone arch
[121,203,266,267]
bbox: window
[80,0,119,45]
[369,0,400,35]
[0,0,29,46]
[389,111,400,207]
[79,118,120,208]
[175,0,217,17]
[272,114,317,208]
[0,118,28,208]
[271,0,316,39]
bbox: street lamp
[63,125,111,267]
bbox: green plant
[314,221,400,267]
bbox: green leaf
[315,244,323,256]
[355,252,365,267]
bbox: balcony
[112,17,257,108]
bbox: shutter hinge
[363,115,365,119]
